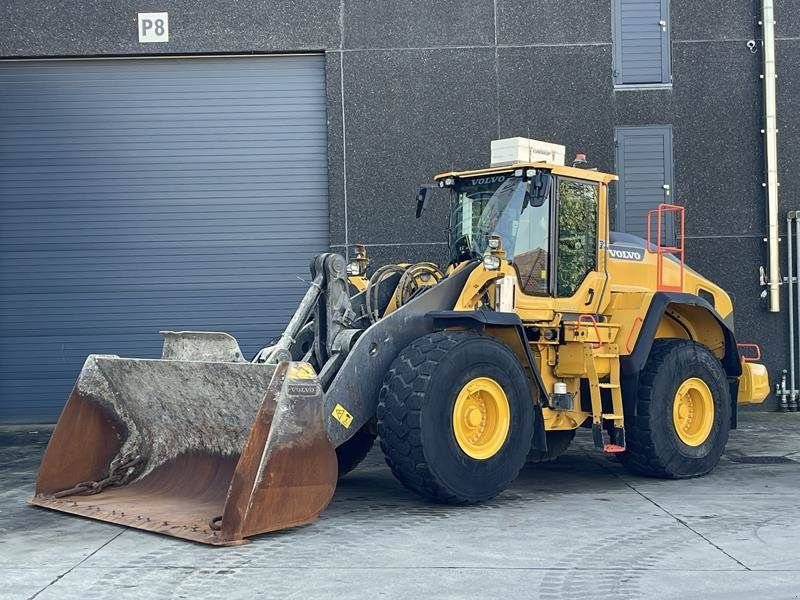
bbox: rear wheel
[620,339,731,479]
[377,330,534,504]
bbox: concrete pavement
[2,413,799,600]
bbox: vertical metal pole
[787,213,795,410]
[795,216,800,409]
[761,0,781,312]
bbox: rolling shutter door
[0,55,329,423]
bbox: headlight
[346,262,362,276]
[483,255,501,271]
[487,234,502,250]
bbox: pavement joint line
[583,450,752,572]
[61,565,799,572]
[25,527,127,600]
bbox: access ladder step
[603,444,626,454]
[592,423,626,453]
[598,383,620,389]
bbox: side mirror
[415,185,434,218]
[529,173,552,208]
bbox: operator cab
[420,159,617,300]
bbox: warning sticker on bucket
[289,363,317,379]
[332,404,354,428]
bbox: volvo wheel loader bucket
[30,338,337,546]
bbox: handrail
[737,343,762,363]
[577,314,603,348]
[647,203,685,292]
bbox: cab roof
[434,162,618,185]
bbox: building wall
[2,0,798,409]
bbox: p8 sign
[138,12,169,43]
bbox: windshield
[447,175,536,263]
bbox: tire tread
[620,338,730,479]
[377,330,530,504]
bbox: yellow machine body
[433,161,768,437]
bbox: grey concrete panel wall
[671,0,757,42]
[496,0,612,45]
[776,1,800,39]
[339,47,498,248]
[344,0,494,49]
[777,40,800,212]
[670,41,763,238]
[325,51,348,248]
[498,45,615,171]
[0,0,341,56]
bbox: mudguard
[322,262,479,447]
[620,291,741,428]
[427,308,549,452]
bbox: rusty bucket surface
[30,342,337,546]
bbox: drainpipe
[795,215,800,409]
[760,0,781,313]
[787,212,796,410]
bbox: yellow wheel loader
[31,149,770,545]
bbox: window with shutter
[614,126,675,239]
[613,0,672,86]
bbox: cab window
[512,186,551,296]
[556,178,598,297]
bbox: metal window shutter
[614,0,671,85]
[614,126,674,238]
[0,55,329,423]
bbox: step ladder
[584,343,626,453]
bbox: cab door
[511,174,607,320]
[551,177,606,316]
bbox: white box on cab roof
[490,137,566,167]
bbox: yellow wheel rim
[452,377,510,460]
[672,377,715,446]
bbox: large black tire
[527,429,576,463]
[619,338,732,479]
[377,330,534,504]
[335,424,376,478]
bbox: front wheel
[377,330,534,504]
[620,339,732,479]
[335,424,376,478]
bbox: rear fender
[620,292,741,428]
